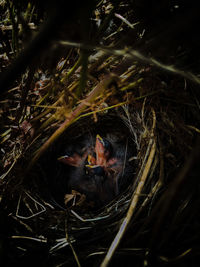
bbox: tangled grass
[0,1,200,266]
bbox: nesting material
[1,1,200,266]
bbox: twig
[11,235,47,243]
[71,210,109,222]
[115,13,139,29]
[16,191,46,219]
[49,238,70,253]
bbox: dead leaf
[64,190,86,207]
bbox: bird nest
[1,102,150,250]
[1,72,199,266]
[0,5,200,264]
[44,106,155,251]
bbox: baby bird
[58,134,124,207]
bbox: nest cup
[1,105,158,266]
[0,97,161,267]
[36,111,139,211]
[30,106,157,262]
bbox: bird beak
[58,153,83,167]
[57,155,69,162]
[87,154,96,165]
[95,134,108,166]
[96,134,105,145]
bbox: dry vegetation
[0,1,200,266]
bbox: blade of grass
[61,55,82,85]
[75,50,89,99]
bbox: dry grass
[0,1,200,266]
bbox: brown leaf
[64,190,86,207]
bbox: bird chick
[58,134,124,207]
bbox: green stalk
[61,56,81,85]
[76,50,89,99]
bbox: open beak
[87,154,96,165]
[85,134,109,167]
[58,135,112,169]
[95,134,109,166]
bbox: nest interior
[34,113,138,209]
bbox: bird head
[58,134,123,206]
